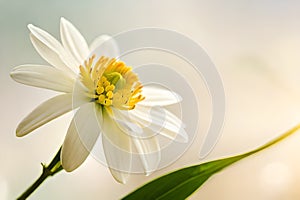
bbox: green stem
[17,147,63,200]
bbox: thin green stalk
[17,147,63,200]
[244,123,300,156]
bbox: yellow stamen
[96,86,104,94]
[80,55,144,109]
[106,91,113,99]
[98,94,105,102]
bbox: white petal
[102,111,132,183]
[28,24,78,73]
[72,79,93,108]
[109,108,143,136]
[61,103,102,172]
[157,109,188,143]
[16,94,73,137]
[132,105,188,142]
[140,84,182,106]
[89,35,119,59]
[10,64,74,93]
[108,168,130,184]
[60,18,89,64]
[132,136,161,176]
[110,109,161,175]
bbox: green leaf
[122,154,246,200]
[122,124,300,200]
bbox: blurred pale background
[1,0,300,199]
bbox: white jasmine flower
[10,18,187,183]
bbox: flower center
[79,55,145,110]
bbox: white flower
[10,18,188,183]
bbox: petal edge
[16,93,73,137]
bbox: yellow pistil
[79,55,145,110]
